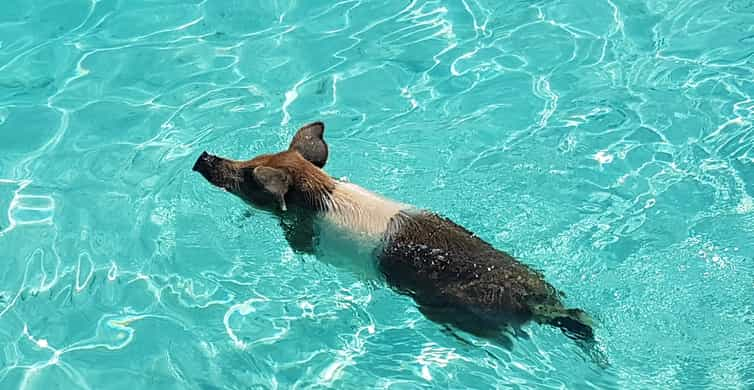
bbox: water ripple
[1,0,754,388]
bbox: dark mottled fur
[193,121,599,356]
[378,210,593,341]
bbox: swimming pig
[193,121,596,347]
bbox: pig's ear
[289,121,328,168]
[253,166,291,211]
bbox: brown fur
[194,149,335,212]
[245,151,335,207]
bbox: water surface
[1,0,753,388]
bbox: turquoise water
[1,0,753,388]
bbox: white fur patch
[321,181,407,240]
[311,181,407,280]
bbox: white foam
[736,195,753,214]
[594,150,614,165]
